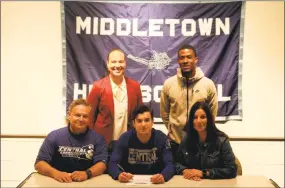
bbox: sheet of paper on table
[126,175,152,186]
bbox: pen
[117,164,125,172]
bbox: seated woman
[175,101,237,180]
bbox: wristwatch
[202,169,208,178]
[85,169,92,179]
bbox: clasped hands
[182,169,202,181]
[118,172,165,184]
[53,170,87,183]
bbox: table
[17,172,277,187]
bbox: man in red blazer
[87,49,143,149]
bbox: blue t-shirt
[108,128,175,181]
[35,126,108,173]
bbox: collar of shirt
[110,76,126,91]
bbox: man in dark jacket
[108,104,175,184]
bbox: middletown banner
[63,1,243,122]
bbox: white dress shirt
[110,77,128,140]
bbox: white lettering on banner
[141,85,152,103]
[100,18,115,35]
[153,85,163,102]
[140,85,162,103]
[73,83,93,99]
[217,84,231,101]
[76,17,91,34]
[165,19,180,36]
[181,19,196,36]
[149,19,164,36]
[73,83,230,102]
[133,18,147,36]
[117,18,131,36]
[76,17,230,36]
[198,18,213,36]
[93,17,99,35]
[216,18,230,35]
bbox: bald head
[107,49,126,61]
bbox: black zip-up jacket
[175,136,237,179]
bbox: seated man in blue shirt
[108,104,175,184]
[34,99,108,183]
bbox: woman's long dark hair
[185,101,228,153]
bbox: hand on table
[118,172,133,183]
[150,174,165,184]
[183,169,202,181]
[70,171,88,182]
[52,171,72,183]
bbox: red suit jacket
[87,76,143,145]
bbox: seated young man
[34,99,108,183]
[108,104,175,184]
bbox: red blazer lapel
[104,76,114,120]
[125,76,135,121]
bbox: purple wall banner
[62,1,244,122]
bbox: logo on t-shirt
[165,139,171,149]
[58,144,94,160]
[128,148,158,165]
